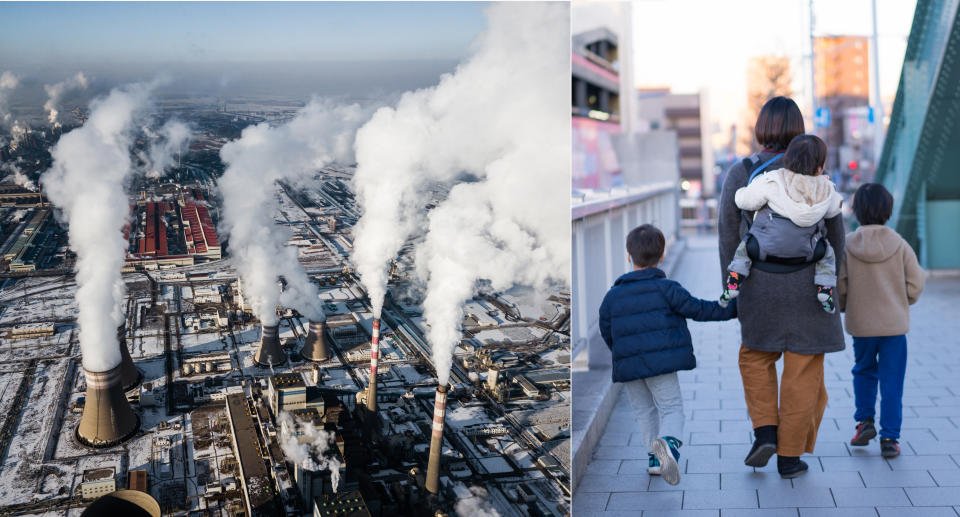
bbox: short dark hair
[755,96,805,151]
[783,134,827,175]
[853,183,894,225]
[626,224,665,267]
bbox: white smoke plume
[219,99,371,326]
[353,3,569,384]
[143,119,192,178]
[40,81,156,372]
[8,120,27,150]
[351,3,567,320]
[0,71,19,124]
[454,486,502,517]
[43,72,89,127]
[277,412,342,493]
[1,159,36,191]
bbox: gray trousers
[623,372,684,449]
[728,238,836,287]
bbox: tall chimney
[117,325,141,391]
[253,324,286,367]
[425,384,447,494]
[300,319,329,362]
[76,365,140,448]
[365,319,380,413]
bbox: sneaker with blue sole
[651,436,682,485]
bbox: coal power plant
[299,317,329,362]
[117,325,142,391]
[76,365,140,448]
[2,6,573,509]
[425,384,447,495]
[253,324,286,367]
[365,318,380,413]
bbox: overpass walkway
[574,233,960,516]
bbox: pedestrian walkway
[574,233,960,516]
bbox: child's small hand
[724,298,738,319]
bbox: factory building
[0,184,44,208]
[268,373,326,416]
[312,491,371,517]
[137,201,170,256]
[291,447,349,510]
[225,393,280,516]
[4,208,60,272]
[269,373,307,415]
[128,469,148,492]
[3,324,55,340]
[124,197,220,271]
[180,352,232,377]
[80,468,117,500]
[182,203,221,259]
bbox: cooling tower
[81,489,160,517]
[76,366,140,448]
[300,318,330,362]
[117,325,142,391]
[253,324,286,367]
[425,384,447,494]
[365,319,380,413]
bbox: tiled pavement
[574,234,960,516]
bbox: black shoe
[777,456,809,478]
[881,438,900,458]
[850,419,877,446]
[744,425,777,467]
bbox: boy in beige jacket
[838,183,925,458]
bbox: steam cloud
[0,71,18,124]
[352,3,570,384]
[142,120,192,178]
[43,72,89,127]
[1,159,36,191]
[8,120,27,150]
[277,412,342,493]
[454,486,502,517]
[40,82,156,372]
[219,100,371,325]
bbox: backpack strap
[740,153,784,228]
[747,153,784,184]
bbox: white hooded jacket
[734,167,843,227]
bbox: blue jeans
[852,335,908,440]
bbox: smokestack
[365,319,380,413]
[425,384,447,494]
[76,366,140,448]
[253,324,286,367]
[117,325,141,391]
[300,320,329,362]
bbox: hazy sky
[633,0,918,128]
[0,2,489,102]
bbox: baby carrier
[740,154,828,273]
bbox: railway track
[0,495,82,516]
[0,359,38,467]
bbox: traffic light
[848,160,859,170]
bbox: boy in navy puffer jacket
[600,224,737,485]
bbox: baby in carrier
[719,134,842,313]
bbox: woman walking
[717,97,847,478]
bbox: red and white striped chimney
[365,319,380,412]
[425,384,447,494]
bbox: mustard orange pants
[738,345,829,456]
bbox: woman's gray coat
[717,151,846,355]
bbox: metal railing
[571,181,680,369]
